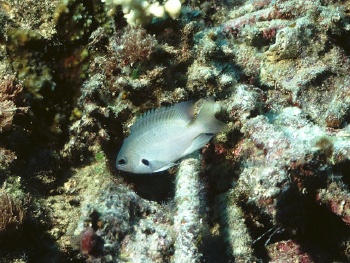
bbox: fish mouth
[116,165,124,171]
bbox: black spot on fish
[141,159,149,166]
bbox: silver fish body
[116,98,226,174]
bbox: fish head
[116,155,154,174]
[116,143,164,174]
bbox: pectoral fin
[182,133,213,157]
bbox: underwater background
[1,0,350,262]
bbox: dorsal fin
[130,100,194,133]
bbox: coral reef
[67,150,175,262]
[216,189,255,262]
[0,0,350,262]
[173,154,204,262]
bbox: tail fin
[195,98,226,134]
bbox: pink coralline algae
[80,226,103,257]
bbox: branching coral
[102,0,182,26]
[173,154,204,262]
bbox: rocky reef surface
[1,0,350,262]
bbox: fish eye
[117,158,127,166]
[141,159,149,166]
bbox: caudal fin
[195,98,227,134]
